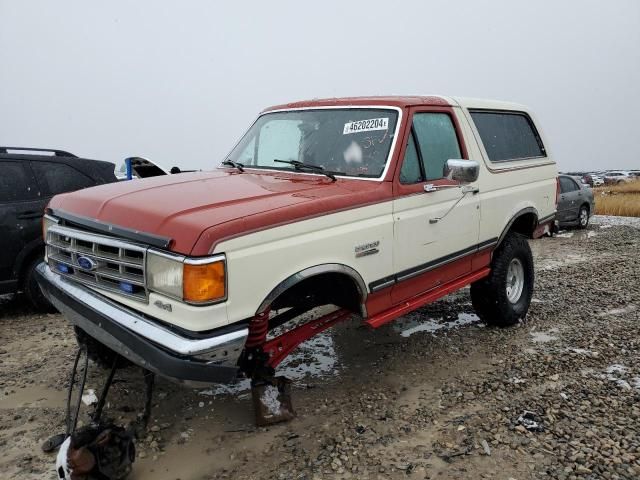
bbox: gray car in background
[557,175,595,229]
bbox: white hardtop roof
[447,96,529,112]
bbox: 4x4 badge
[153,300,172,312]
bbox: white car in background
[604,171,633,185]
[590,174,604,186]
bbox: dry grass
[593,181,640,217]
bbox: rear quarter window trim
[468,108,547,163]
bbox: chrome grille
[46,224,148,302]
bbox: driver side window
[399,113,462,183]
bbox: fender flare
[496,207,539,247]
[256,263,368,317]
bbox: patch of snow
[568,348,598,357]
[537,254,588,271]
[603,364,634,390]
[597,305,637,317]
[615,379,632,390]
[200,331,339,397]
[530,329,559,343]
[606,364,627,374]
[260,385,282,416]
[592,215,640,229]
[393,312,480,338]
[81,389,97,406]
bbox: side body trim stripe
[368,237,498,293]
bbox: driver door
[391,107,480,304]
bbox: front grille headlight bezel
[42,214,60,261]
[43,216,228,306]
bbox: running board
[364,267,491,329]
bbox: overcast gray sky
[1,0,638,172]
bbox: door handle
[17,211,42,219]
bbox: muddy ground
[1,215,639,480]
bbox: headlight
[146,251,226,304]
[147,251,184,299]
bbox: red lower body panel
[364,267,491,329]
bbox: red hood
[49,169,391,255]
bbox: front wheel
[470,233,534,327]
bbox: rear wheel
[471,232,534,327]
[578,205,589,229]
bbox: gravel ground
[0,217,639,480]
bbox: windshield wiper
[273,159,336,181]
[222,159,245,172]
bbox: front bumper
[35,263,248,384]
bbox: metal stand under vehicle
[43,345,154,480]
[241,307,353,426]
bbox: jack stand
[241,349,296,426]
[42,345,89,453]
[242,308,353,426]
[136,370,155,433]
[251,374,295,427]
[44,345,156,480]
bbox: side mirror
[443,159,479,183]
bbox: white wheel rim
[506,258,525,304]
[580,209,588,226]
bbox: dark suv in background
[0,147,117,310]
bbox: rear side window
[470,111,545,162]
[31,161,94,195]
[559,176,579,193]
[0,161,37,202]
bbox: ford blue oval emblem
[77,256,98,271]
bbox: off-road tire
[74,327,130,369]
[470,232,534,327]
[578,205,589,229]
[24,258,56,313]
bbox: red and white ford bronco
[37,96,557,407]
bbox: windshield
[225,108,399,179]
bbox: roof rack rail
[0,146,77,157]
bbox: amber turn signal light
[183,260,226,303]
